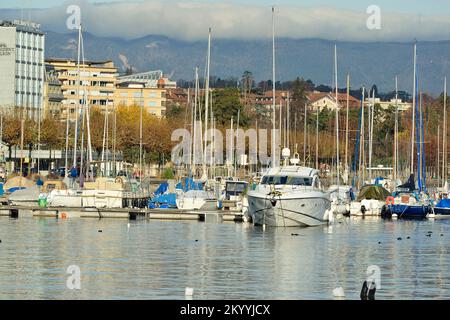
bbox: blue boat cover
[154,182,169,196]
[149,193,177,208]
[176,177,203,192]
[436,199,450,208]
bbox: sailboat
[383,42,431,219]
[47,25,146,209]
[175,28,217,211]
[327,44,352,215]
[247,7,331,227]
[350,87,391,216]
[430,77,450,218]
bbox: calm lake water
[0,216,449,300]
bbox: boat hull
[387,204,430,219]
[48,189,125,208]
[350,200,385,216]
[247,191,331,227]
[432,207,450,216]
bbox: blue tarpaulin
[436,199,450,208]
[176,177,203,192]
[149,193,177,209]
[154,182,169,196]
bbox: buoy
[61,212,67,219]
[407,236,411,239]
[195,239,199,242]
[185,287,194,296]
[333,287,345,298]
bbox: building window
[148,102,157,107]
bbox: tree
[165,102,185,120]
[212,88,248,127]
[290,77,310,129]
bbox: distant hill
[44,31,450,95]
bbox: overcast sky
[2,0,450,41]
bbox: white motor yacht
[247,154,331,227]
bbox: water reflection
[0,216,449,299]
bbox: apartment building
[115,81,167,117]
[42,65,64,118]
[46,59,117,120]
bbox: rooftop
[0,20,44,35]
[46,58,116,69]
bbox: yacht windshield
[261,176,312,186]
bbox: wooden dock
[0,205,244,222]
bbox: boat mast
[438,124,440,183]
[334,43,340,186]
[80,31,93,180]
[359,87,366,189]
[303,103,307,165]
[316,107,319,170]
[394,76,399,182]
[271,7,276,168]
[345,74,350,176]
[235,109,240,177]
[417,91,423,191]
[37,84,41,174]
[279,100,282,148]
[112,105,117,176]
[411,42,417,174]
[443,77,447,187]
[203,28,211,179]
[369,89,375,182]
[209,89,214,176]
[139,87,143,182]
[230,117,234,177]
[287,91,290,150]
[192,67,199,176]
[72,25,82,170]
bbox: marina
[1,0,450,304]
[0,215,449,300]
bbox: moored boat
[247,162,331,227]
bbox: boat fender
[386,196,395,205]
[361,205,367,215]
